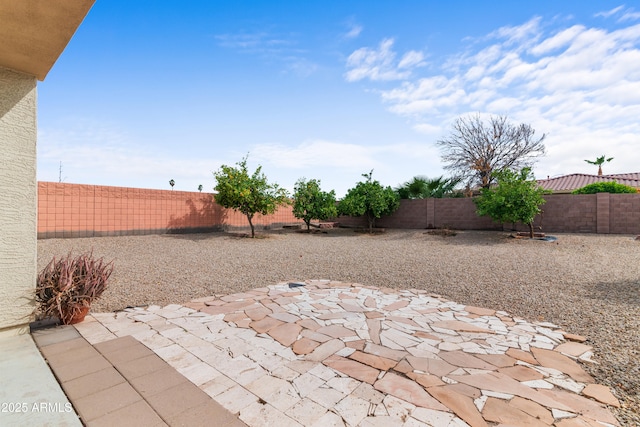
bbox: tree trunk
[247,214,255,238]
[368,213,374,234]
[598,165,603,176]
[305,220,311,231]
[528,222,534,239]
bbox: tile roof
[537,173,640,192]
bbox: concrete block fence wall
[499,193,639,234]
[609,193,640,234]
[336,198,501,230]
[37,182,640,238]
[338,194,639,235]
[37,182,303,239]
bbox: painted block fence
[37,182,640,238]
[37,182,303,238]
[336,193,640,234]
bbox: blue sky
[38,1,640,197]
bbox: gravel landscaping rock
[38,229,640,424]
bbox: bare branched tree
[437,114,546,189]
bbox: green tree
[395,176,462,199]
[474,167,548,238]
[338,170,400,233]
[292,178,338,231]
[213,156,289,238]
[584,155,613,176]
[572,181,636,194]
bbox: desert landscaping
[38,228,640,424]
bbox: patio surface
[38,280,621,426]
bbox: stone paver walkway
[74,280,620,426]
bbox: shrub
[474,167,548,238]
[213,155,289,237]
[35,252,113,324]
[338,170,400,233]
[292,178,337,231]
[572,181,637,194]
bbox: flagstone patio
[68,280,620,426]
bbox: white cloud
[345,23,363,39]
[36,118,445,198]
[247,139,443,196]
[620,11,640,22]
[249,139,440,170]
[382,77,467,117]
[344,38,425,82]
[250,140,380,169]
[214,32,293,52]
[594,6,625,19]
[398,50,426,69]
[529,25,584,55]
[215,30,315,76]
[38,119,220,191]
[347,15,640,179]
[412,123,442,135]
[488,16,542,47]
[283,57,318,77]
[594,5,640,23]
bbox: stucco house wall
[0,67,37,337]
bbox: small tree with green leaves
[572,181,637,194]
[213,156,289,238]
[338,170,400,233]
[395,176,462,199]
[474,167,548,238]
[292,178,338,231]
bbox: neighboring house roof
[606,173,640,180]
[0,1,95,80]
[537,173,640,192]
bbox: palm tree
[584,155,613,176]
[395,176,462,199]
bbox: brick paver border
[33,326,245,426]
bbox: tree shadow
[587,279,640,306]
[418,230,515,246]
[166,195,228,238]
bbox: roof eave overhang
[0,0,95,81]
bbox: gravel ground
[38,229,640,424]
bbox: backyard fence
[37,182,302,238]
[338,193,640,234]
[37,182,640,238]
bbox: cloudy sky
[37,1,640,197]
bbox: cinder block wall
[530,194,598,233]
[375,199,429,229]
[609,193,640,234]
[336,193,639,234]
[37,182,302,238]
[372,198,500,230]
[37,183,640,237]
[433,198,501,230]
[513,193,639,234]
